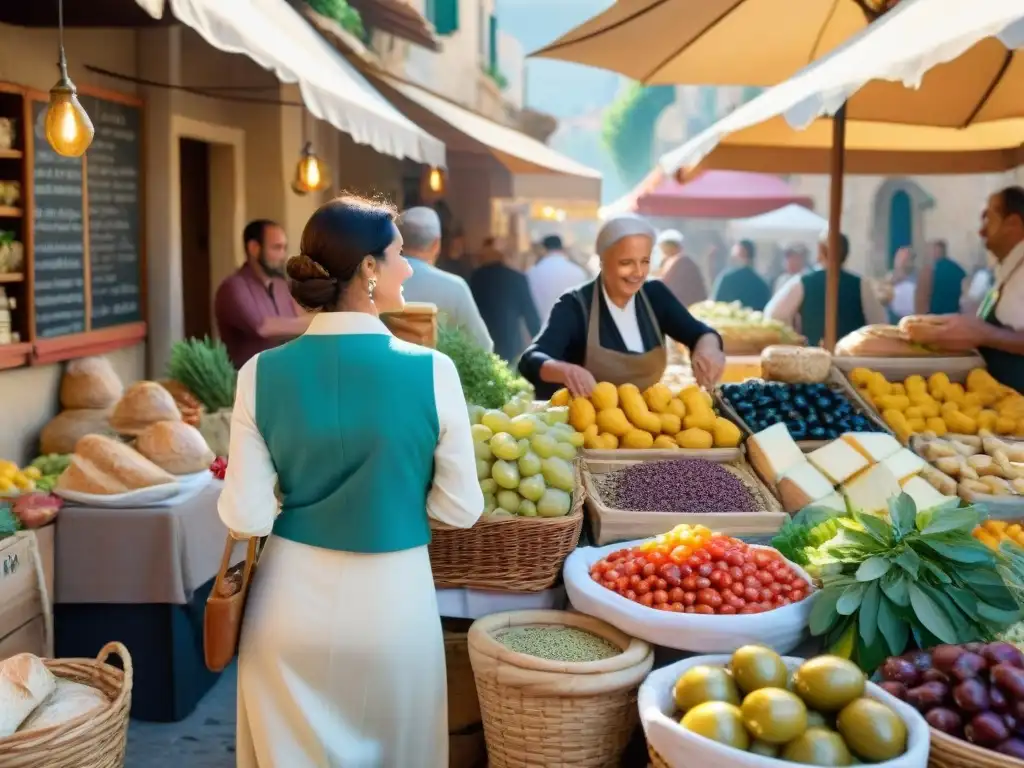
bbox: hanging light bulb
[45,0,94,158]
[428,166,444,194]
[292,142,330,195]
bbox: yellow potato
[676,428,714,450]
[925,417,948,436]
[550,388,570,407]
[590,382,618,411]
[666,398,686,419]
[653,435,679,450]
[643,384,674,414]
[622,428,655,449]
[712,417,742,448]
[569,397,597,432]
[659,413,682,435]
[596,408,631,437]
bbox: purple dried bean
[603,459,758,514]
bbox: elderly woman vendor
[518,214,725,399]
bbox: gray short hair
[399,207,442,250]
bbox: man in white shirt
[398,207,493,352]
[926,186,1024,390]
[527,235,590,323]
[772,244,811,294]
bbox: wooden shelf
[0,273,22,283]
[0,149,22,159]
[0,342,31,371]
[33,322,147,365]
[0,207,21,217]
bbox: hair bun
[286,252,334,282]
[286,253,339,310]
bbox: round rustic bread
[60,356,124,410]
[39,408,115,455]
[134,420,215,475]
[760,344,832,383]
[110,381,182,436]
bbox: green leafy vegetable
[806,493,1021,670]
[0,502,19,539]
[436,324,531,409]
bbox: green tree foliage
[600,83,676,187]
[307,0,365,38]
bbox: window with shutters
[431,0,458,35]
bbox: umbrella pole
[824,104,848,351]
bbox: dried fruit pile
[876,642,1024,759]
[589,525,810,614]
[599,458,758,514]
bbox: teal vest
[800,269,866,347]
[255,334,439,553]
[930,257,967,315]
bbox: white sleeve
[217,355,278,538]
[861,278,891,325]
[764,275,803,324]
[427,353,484,528]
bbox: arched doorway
[888,190,913,269]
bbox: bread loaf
[760,345,831,384]
[57,434,176,495]
[135,420,215,475]
[17,679,108,733]
[60,356,124,410]
[39,408,115,455]
[0,653,56,737]
[110,381,182,436]
[835,325,933,357]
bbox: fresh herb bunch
[808,494,1022,673]
[436,324,531,409]
[771,504,845,569]
[166,337,237,412]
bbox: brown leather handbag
[204,535,265,672]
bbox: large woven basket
[928,728,1024,768]
[428,466,584,592]
[468,610,653,768]
[0,642,133,768]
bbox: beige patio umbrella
[532,0,895,85]
[656,0,1024,347]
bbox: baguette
[18,679,108,733]
[0,653,56,738]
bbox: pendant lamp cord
[57,0,67,72]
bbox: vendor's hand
[555,362,598,397]
[691,333,725,389]
[926,314,989,352]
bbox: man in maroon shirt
[214,219,311,368]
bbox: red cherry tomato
[639,592,654,607]
[669,602,685,612]
[728,566,744,581]
[753,551,773,568]
[624,590,637,601]
[718,604,737,615]
[744,587,761,602]
[668,587,685,602]
[616,577,630,591]
[725,551,745,567]
[759,588,773,602]
[707,543,727,560]
[686,556,702,569]
[652,590,669,605]
[730,582,745,597]
[756,570,774,586]
[693,604,715,614]
[791,589,806,602]
[682,591,697,606]
[641,563,657,577]
[684,606,696,614]
[698,563,713,577]
[635,580,651,595]
[605,570,621,582]
[681,575,699,591]
[695,577,711,590]
[768,582,784,595]
[655,578,668,591]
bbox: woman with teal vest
[764,232,889,347]
[218,196,484,767]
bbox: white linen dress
[218,313,483,768]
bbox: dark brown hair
[286,195,398,311]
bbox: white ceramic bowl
[563,539,817,653]
[639,655,930,768]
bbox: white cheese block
[808,439,871,485]
[902,475,956,512]
[748,423,805,483]
[842,432,902,463]
[841,463,902,514]
[777,461,835,513]
[882,448,927,484]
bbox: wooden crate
[582,454,787,545]
[0,530,51,659]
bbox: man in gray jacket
[398,207,493,352]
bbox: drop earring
[368,277,377,300]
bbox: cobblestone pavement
[125,665,237,768]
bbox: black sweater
[518,279,717,399]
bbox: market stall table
[52,481,229,722]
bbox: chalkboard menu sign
[31,100,87,339]
[81,95,142,329]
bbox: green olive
[681,702,750,751]
[781,727,853,766]
[731,645,789,694]
[792,656,866,712]
[741,687,808,744]
[837,698,907,762]
[674,665,740,713]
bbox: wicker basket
[468,610,653,768]
[928,727,1024,768]
[428,466,584,592]
[648,746,671,768]
[0,642,133,768]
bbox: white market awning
[376,74,601,198]
[137,0,446,167]
[729,203,828,240]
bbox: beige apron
[582,281,667,391]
